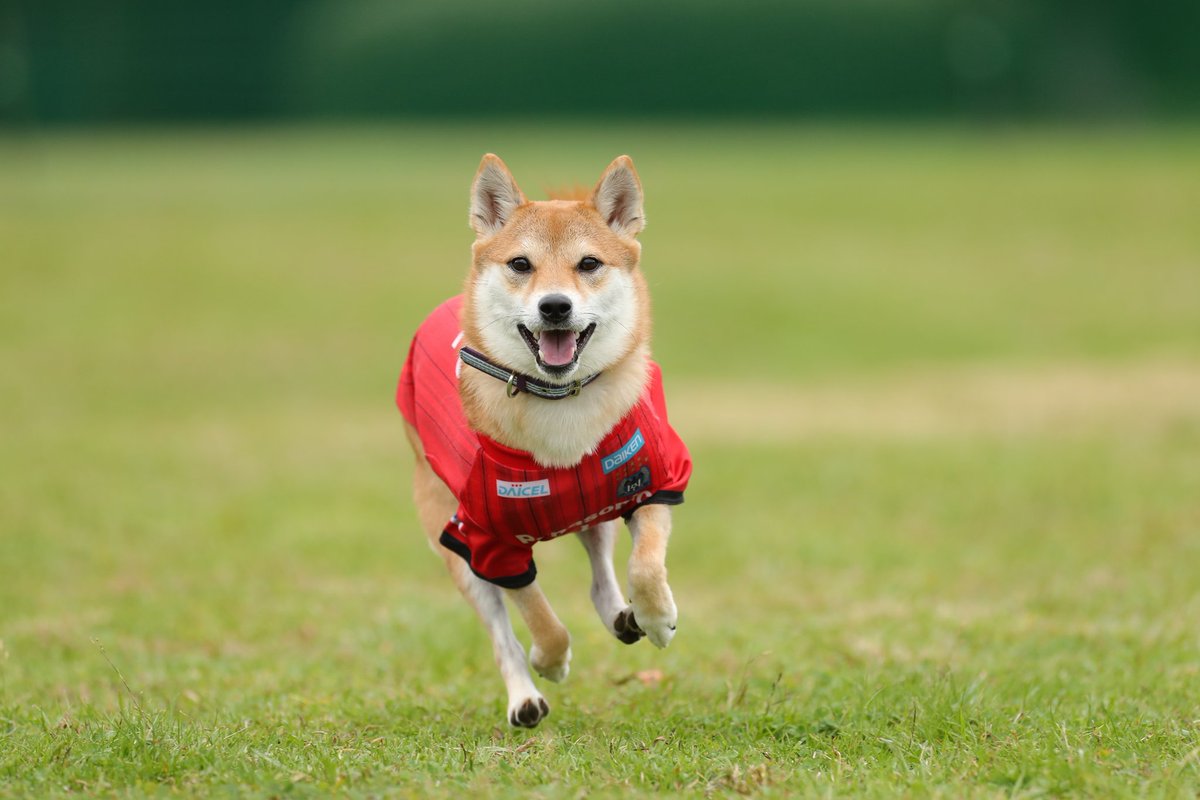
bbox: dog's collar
[459,346,601,400]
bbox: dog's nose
[538,294,573,324]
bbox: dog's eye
[508,257,532,273]
[578,256,601,272]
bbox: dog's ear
[470,154,526,237]
[591,155,644,237]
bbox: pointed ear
[591,155,645,237]
[470,154,526,237]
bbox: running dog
[396,154,691,728]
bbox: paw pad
[613,608,645,645]
[509,697,550,728]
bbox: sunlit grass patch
[2,124,1199,796]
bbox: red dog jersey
[397,296,692,588]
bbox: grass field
[1,124,1199,797]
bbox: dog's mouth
[518,323,597,374]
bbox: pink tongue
[539,330,577,366]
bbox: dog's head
[462,154,649,382]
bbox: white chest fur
[460,348,650,468]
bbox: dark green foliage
[4,0,1199,124]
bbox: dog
[396,154,692,728]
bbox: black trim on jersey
[439,528,538,589]
[622,490,685,520]
[439,528,472,561]
[483,564,538,589]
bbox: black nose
[538,293,573,324]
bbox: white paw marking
[530,644,571,683]
[507,693,550,728]
[631,594,677,649]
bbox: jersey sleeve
[439,514,539,589]
[656,422,692,496]
[643,363,693,503]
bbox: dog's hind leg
[578,522,644,645]
[407,423,549,728]
[444,555,550,727]
[505,583,572,683]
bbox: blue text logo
[602,429,645,474]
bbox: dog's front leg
[626,504,678,648]
[505,581,572,684]
[578,522,645,644]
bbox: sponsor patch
[602,428,645,474]
[496,479,551,499]
[617,466,652,498]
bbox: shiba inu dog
[396,155,691,728]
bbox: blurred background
[1,2,1199,792]
[3,0,1199,124]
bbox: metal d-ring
[567,380,582,397]
[506,373,520,398]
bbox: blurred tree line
[2,0,1197,125]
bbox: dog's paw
[530,644,571,683]
[631,595,677,649]
[612,606,645,645]
[508,694,550,728]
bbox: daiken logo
[602,428,645,474]
[496,479,551,499]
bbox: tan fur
[461,200,651,361]
[406,155,679,727]
[626,504,676,633]
[460,157,653,466]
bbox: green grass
[1,123,1199,797]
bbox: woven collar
[459,346,602,400]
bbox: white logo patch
[496,479,551,499]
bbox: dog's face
[463,155,650,382]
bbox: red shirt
[397,296,692,588]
